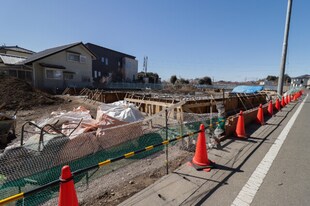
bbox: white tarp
[96,100,144,122]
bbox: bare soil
[0,75,63,111]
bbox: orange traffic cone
[293,94,297,101]
[281,96,286,108]
[267,100,273,116]
[275,98,281,111]
[298,91,301,98]
[58,165,78,206]
[236,110,247,138]
[256,104,264,125]
[286,95,290,104]
[190,124,214,172]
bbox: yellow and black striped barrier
[0,178,60,205]
[0,127,206,205]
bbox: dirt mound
[0,75,63,110]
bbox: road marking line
[231,95,308,206]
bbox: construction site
[1,74,306,206]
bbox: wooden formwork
[77,88,128,104]
[65,87,269,120]
[125,93,268,119]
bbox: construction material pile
[0,75,63,110]
[0,103,146,185]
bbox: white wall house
[23,42,96,91]
[291,74,310,87]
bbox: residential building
[0,45,35,58]
[0,42,96,92]
[291,74,310,87]
[85,43,138,84]
[0,46,35,82]
[24,42,96,91]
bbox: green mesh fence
[0,111,218,206]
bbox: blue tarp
[231,85,264,93]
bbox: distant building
[291,74,310,87]
[259,80,273,86]
[85,43,138,84]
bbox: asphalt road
[250,92,310,206]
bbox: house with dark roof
[23,42,96,91]
[0,42,96,92]
[85,43,138,84]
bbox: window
[67,53,80,62]
[98,71,101,77]
[94,70,98,78]
[67,52,86,63]
[106,58,108,65]
[118,61,121,67]
[101,57,105,63]
[46,69,62,79]
[80,55,86,63]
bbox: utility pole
[277,0,293,95]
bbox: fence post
[165,108,169,174]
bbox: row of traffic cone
[235,90,304,138]
[235,103,266,138]
[189,90,305,173]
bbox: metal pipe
[21,121,43,146]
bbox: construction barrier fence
[0,129,202,205]
[0,106,220,205]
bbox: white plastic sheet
[96,101,144,122]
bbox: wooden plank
[143,100,186,122]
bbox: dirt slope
[0,75,63,110]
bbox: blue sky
[1,0,309,81]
